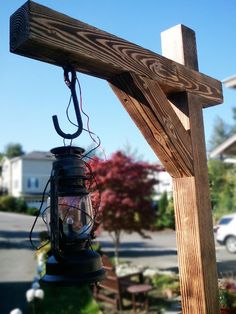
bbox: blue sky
[1,0,236,162]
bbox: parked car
[214,213,236,253]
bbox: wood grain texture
[161,24,199,71]
[162,24,196,130]
[173,103,219,312]
[162,25,220,313]
[173,177,206,313]
[10,1,223,106]
[110,73,193,178]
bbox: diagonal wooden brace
[110,73,193,177]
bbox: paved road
[97,230,236,274]
[97,230,178,271]
[0,212,45,314]
[1,212,236,313]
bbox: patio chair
[94,255,152,312]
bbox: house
[0,151,54,207]
[222,76,236,89]
[208,133,236,163]
[0,150,173,208]
[154,169,172,199]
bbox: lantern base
[40,249,106,286]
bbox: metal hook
[52,67,83,140]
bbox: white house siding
[22,159,52,197]
[1,158,11,194]
[154,170,172,200]
[0,152,54,207]
[11,159,22,197]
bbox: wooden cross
[10,2,223,313]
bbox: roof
[8,151,54,162]
[209,134,236,159]
[222,75,236,89]
[22,151,54,160]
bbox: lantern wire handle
[52,67,83,140]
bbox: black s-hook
[52,67,83,140]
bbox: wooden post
[161,25,220,313]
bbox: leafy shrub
[219,288,235,308]
[152,274,175,288]
[0,195,27,213]
[0,196,37,215]
[34,243,100,314]
[41,286,100,314]
[16,197,28,213]
[39,231,49,243]
[0,195,17,212]
[26,206,39,216]
[151,273,180,296]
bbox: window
[219,218,233,225]
[27,177,39,189]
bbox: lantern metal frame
[40,146,105,286]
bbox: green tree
[121,142,144,161]
[4,143,24,158]
[209,106,236,150]
[159,191,168,213]
[155,191,175,229]
[209,117,231,150]
[208,159,236,216]
[0,153,3,176]
[230,106,236,135]
[208,107,236,222]
[232,107,236,122]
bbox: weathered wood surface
[162,25,220,313]
[10,1,222,106]
[161,24,199,72]
[10,2,222,311]
[110,73,193,177]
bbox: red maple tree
[89,151,161,263]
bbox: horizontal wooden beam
[10,1,223,107]
[110,73,194,177]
